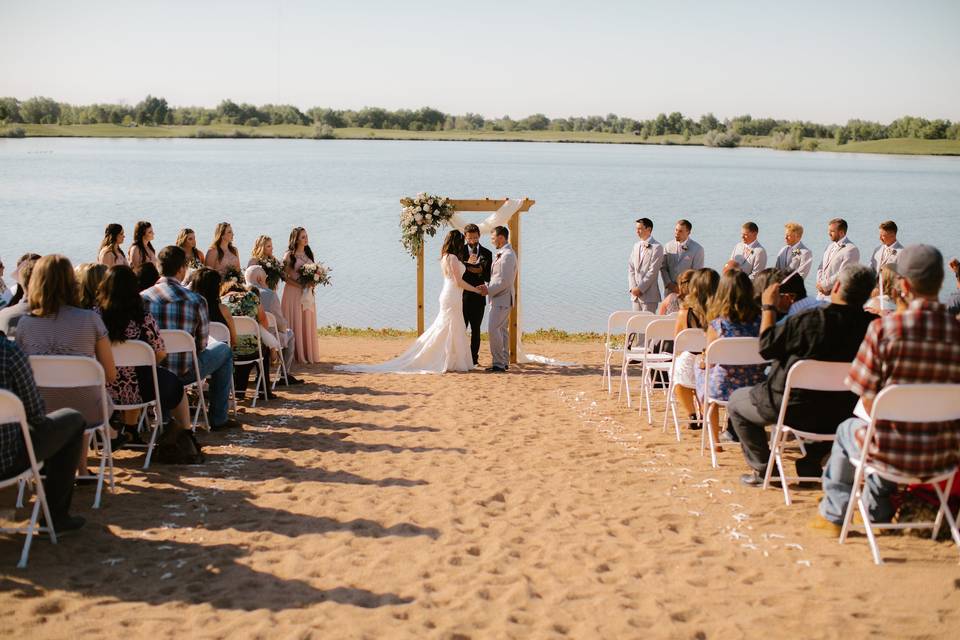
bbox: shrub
[771,130,800,151]
[245,117,260,127]
[703,129,740,148]
[314,124,335,139]
[0,126,26,138]
[802,138,819,152]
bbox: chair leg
[704,403,718,468]
[143,404,162,470]
[933,480,960,548]
[857,495,883,565]
[839,463,867,544]
[16,478,26,508]
[762,427,780,489]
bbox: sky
[1,0,958,124]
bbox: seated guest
[134,261,160,292]
[142,247,238,432]
[672,268,719,428]
[189,267,237,347]
[15,255,119,475]
[98,223,128,267]
[776,270,825,323]
[0,257,38,338]
[727,264,877,486]
[128,220,158,269]
[750,268,783,304]
[97,266,201,464]
[75,262,107,310]
[864,264,901,315]
[176,228,206,269]
[6,253,41,308]
[0,337,87,532]
[0,255,9,308]
[947,258,960,317]
[246,265,301,384]
[695,271,766,451]
[815,245,960,532]
[220,280,277,401]
[657,269,693,316]
[729,221,767,280]
[204,222,241,278]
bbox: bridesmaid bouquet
[257,255,284,289]
[297,262,331,289]
[400,192,455,258]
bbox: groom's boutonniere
[744,247,753,257]
[679,244,687,251]
[643,242,650,249]
[792,248,801,257]
[890,249,897,256]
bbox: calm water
[1,138,958,331]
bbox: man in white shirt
[869,220,904,273]
[815,218,860,301]
[729,221,767,280]
[661,219,704,294]
[774,222,813,279]
[628,217,664,312]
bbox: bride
[336,229,485,374]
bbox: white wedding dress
[336,254,473,374]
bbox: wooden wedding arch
[407,197,536,364]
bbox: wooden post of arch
[407,197,535,365]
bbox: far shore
[4,123,960,156]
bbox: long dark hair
[441,229,464,258]
[189,267,226,324]
[97,266,146,341]
[100,223,125,259]
[134,261,160,291]
[132,220,155,258]
[176,227,203,261]
[286,227,314,268]
[210,222,238,262]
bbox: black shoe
[485,366,506,373]
[284,375,304,385]
[211,418,242,432]
[110,430,132,451]
[686,415,702,430]
[47,514,86,535]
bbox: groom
[459,223,492,367]
[485,225,517,373]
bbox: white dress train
[335,255,473,374]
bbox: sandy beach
[1,335,957,639]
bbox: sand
[1,335,958,639]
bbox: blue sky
[1,0,957,123]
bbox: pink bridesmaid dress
[280,252,319,363]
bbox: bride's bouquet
[400,192,455,258]
[297,261,331,310]
[257,255,284,290]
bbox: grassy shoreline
[3,123,960,156]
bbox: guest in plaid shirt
[0,335,87,531]
[141,246,238,431]
[817,245,960,529]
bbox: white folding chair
[264,312,289,389]
[839,384,960,565]
[617,313,660,407]
[0,390,57,568]
[638,318,677,424]
[232,316,268,407]
[662,328,707,441]
[29,355,113,508]
[159,329,209,430]
[763,360,851,504]
[111,340,164,469]
[602,311,646,394]
[207,322,239,417]
[701,337,768,468]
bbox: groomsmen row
[627,217,904,311]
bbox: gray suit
[487,243,517,369]
[661,238,704,292]
[869,240,904,272]
[774,241,813,278]
[816,237,860,299]
[628,237,664,312]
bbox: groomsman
[774,222,813,278]
[729,221,767,280]
[815,218,860,300]
[459,223,492,367]
[628,217,664,312]
[869,220,904,273]
[661,219,704,294]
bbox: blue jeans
[819,417,898,525]
[184,341,233,426]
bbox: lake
[1,138,958,331]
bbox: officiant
[460,223,492,367]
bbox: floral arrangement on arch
[256,255,285,290]
[400,192,455,258]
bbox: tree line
[1,95,958,145]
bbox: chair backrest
[644,318,677,350]
[871,384,960,423]
[208,321,231,344]
[111,340,156,368]
[784,359,851,393]
[624,314,660,339]
[605,311,648,341]
[159,329,198,355]
[674,328,706,354]
[29,355,105,388]
[0,389,41,483]
[232,315,261,340]
[704,337,766,368]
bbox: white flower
[414,214,423,224]
[425,213,433,222]
[416,192,426,199]
[422,204,429,212]
[428,199,434,206]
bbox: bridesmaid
[128,220,158,268]
[98,223,128,267]
[176,228,206,268]
[280,226,319,364]
[248,235,273,267]
[205,222,241,277]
